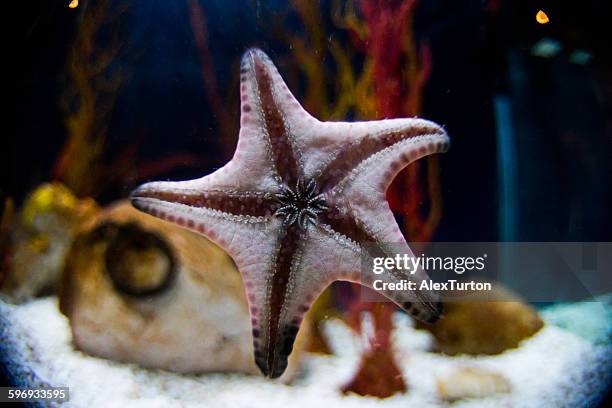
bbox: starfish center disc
[274,179,328,230]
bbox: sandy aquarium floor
[0,298,610,408]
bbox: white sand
[0,298,609,408]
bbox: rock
[1,183,98,303]
[58,201,309,381]
[437,367,511,402]
[417,283,544,355]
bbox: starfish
[131,48,450,378]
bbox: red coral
[342,0,440,397]
[341,303,407,397]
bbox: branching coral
[53,0,128,197]
[54,0,208,199]
[344,0,441,243]
[341,304,407,397]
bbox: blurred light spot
[569,49,592,65]
[531,37,562,58]
[536,10,550,24]
[68,0,78,9]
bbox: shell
[437,367,511,401]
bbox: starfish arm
[333,124,446,249]
[130,187,276,243]
[240,48,318,184]
[259,225,362,378]
[264,221,442,379]
[132,189,288,374]
[336,121,448,196]
[332,182,444,322]
[245,224,304,378]
[146,49,316,197]
[314,215,443,323]
[356,245,444,323]
[299,118,449,190]
[131,180,277,217]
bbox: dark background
[6,0,612,242]
[4,0,612,403]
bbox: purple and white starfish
[131,48,450,378]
